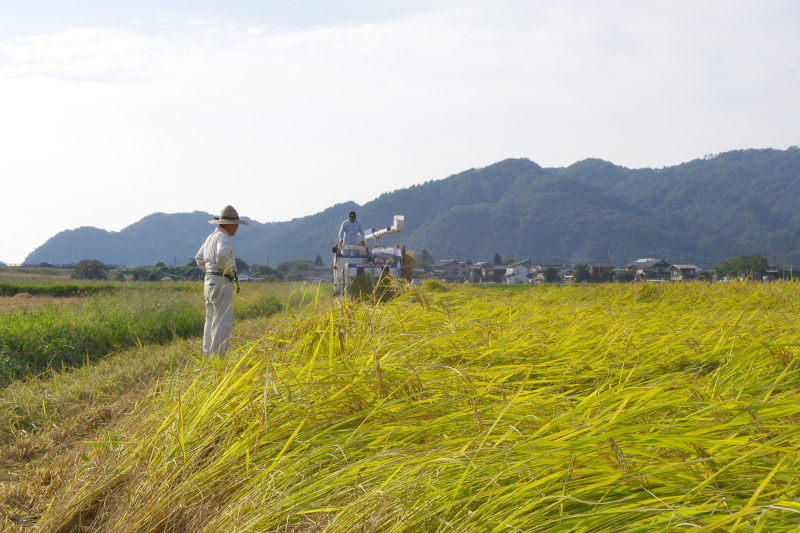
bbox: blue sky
[1,1,798,263]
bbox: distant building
[669,264,699,281]
[478,264,506,283]
[237,271,266,282]
[503,261,531,283]
[430,259,461,281]
[529,264,571,283]
[463,262,484,283]
[625,258,672,280]
[585,260,614,282]
[767,264,781,280]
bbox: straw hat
[209,205,249,225]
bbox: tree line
[69,252,784,282]
[71,255,326,282]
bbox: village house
[528,264,571,283]
[527,265,545,283]
[626,258,672,280]
[478,264,495,283]
[586,260,614,282]
[462,262,484,283]
[478,264,507,283]
[669,264,699,281]
[237,271,265,283]
[503,261,531,283]
[430,259,461,281]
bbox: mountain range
[25,147,800,269]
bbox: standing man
[338,211,366,256]
[195,205,248,356]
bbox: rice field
[27,281,800,532]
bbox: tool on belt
[205,271,241,293]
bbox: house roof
[237,272,264,281]
[628,259,671,269]
[430,259,459,268]
[624,258,660,267]
[586,260,613,268]
[669,264,699,270]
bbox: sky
[1,1,798,264]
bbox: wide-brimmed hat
[209,205,249,225]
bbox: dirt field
[0,266,74,282]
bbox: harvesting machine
[332,215,405,295]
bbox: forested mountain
[25,147,800,268]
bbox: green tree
[72,259,109,280]
[417,249,434,270]
[154,261,166,267]
[544,266,558,282]
[250,263,283,282]
[185,267,204,280]
[572,263,591,283]
[615,271,636,283]
[314,255,324,266]
[501,257,516,265]
[277,259,315,273]
[714,253,769,280]
[738,253,769,280]
[493,253,502,265]
[697,271,713,282]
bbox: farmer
[338,211,366,256]
[194,205,248,356]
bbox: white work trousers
[203,275,234,356]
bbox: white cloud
[0,28,166,81]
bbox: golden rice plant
[37,281,800,532]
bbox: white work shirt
[195,227,237,276]
[338,218,366,245]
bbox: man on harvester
[338,211,366,256]
[332,214,405,295]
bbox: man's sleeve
[338,221,346,241]
[218,238,236,275]
[194,246,206,272]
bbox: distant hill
[24,147,800,268]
